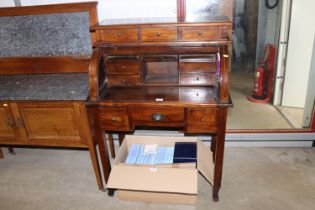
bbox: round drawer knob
[156,32,161,37]
[121,65,126,70]
[112,117,116,121]
[151,113,164,121]
[196,77,200,81]
[117,33,122,37]
[197,31,203,36]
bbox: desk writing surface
[100,87,218,104]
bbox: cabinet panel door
[0,105,15,142]
[15,103,86,147]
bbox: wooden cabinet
[0,102,88,147]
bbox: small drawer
[181,27,220,41]
[99,29,138,43]
[107,75,142,86]
[141,27,178,42]
[106,59,141,74]
[131,108,184,126]
[186,108,217,133]
[97,107,131,131]
[179,62,216,73]
[180,73,216,85]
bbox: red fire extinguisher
[248,44,276,103]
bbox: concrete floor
[276,106,305,128]
[228,70,293,130]
[1,147,315,210]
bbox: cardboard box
[107,135,214,205]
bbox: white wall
[102,0,176,19]
[13,0,176,22]
[0,0,15,7]
[281,0,315,108]
[302,36,315,127]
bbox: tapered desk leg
[108,133,116,158]
[96,126,111,184]
[118,133,125,146]
[80,105,104,191]
[88,140,104,191]
[0,148,3,159]
[8,147,15,155]
[212,108,228,202]
[211,136,217,163]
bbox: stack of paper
[125,144,175,165]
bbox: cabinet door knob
[197,31,203,36]
[151,113,165,121]
[16,118,24,128]
[117,33,122,37]
[156,32,161,37]
[196,77,200,81]
[112,117,116,122]
[7,117,14,128]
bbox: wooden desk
[88,16,233,201]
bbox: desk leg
[118,133,125,146]
[211,136,216,163]
[212,108,227,202]
[0,148,3,159]
[80,105,104,191]
[96,126,111,185]
[8,147,15,155]
[88,140,104,191]
[108,133,116,158]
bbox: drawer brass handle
[156,32,161,37]
[117,33,122,37]
[197,31,203,36]
[151,113,164,121]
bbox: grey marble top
[0,12,92,57]
[0,73,88,101]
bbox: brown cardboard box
[107,135,214,205]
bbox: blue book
[173,142,197,163]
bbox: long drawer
[131,108,185,127]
